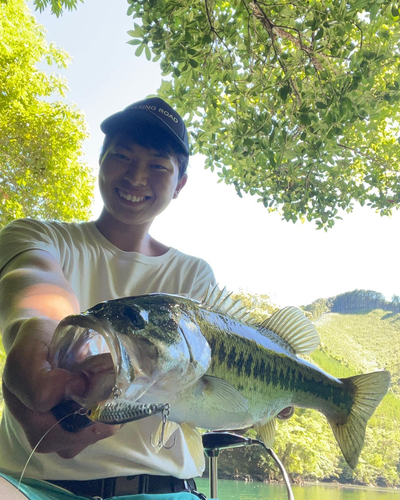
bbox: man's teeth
[118,190,145,202]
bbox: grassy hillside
[313,309,400,397]
[306,309,400,485]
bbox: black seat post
[202,432,254,499]
[201,431,295,500]
[203,446,220,499]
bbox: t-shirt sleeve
[189,259,217,301]
[0,218,61,273]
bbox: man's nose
[124,164,148,186]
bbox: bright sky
[31,0,400,307]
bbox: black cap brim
[100,108,189,155]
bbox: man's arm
[0,249,80,350]
[0,249,119,456]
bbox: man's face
[98,139,187,228]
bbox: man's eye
[152,164,167,170]
[113,153,129,160]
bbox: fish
[50,286,391,471]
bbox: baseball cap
[100,97,189,155]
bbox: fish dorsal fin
[202,375,248,413]
[202,285,255,324]
[151,420,179,453]
[180,422,206,472]
[254,417,277,448]
[260,306,320,354]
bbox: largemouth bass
[50,287,390,471]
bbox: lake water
[195,478,400,500]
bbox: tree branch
[248,0,324,72]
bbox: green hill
[304,309,400,486]
[313,309,400,396]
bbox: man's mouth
[117,189,148,203]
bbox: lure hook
[160,404,175,449]
[112,386,122,399]
[151,404,175,449]
[158,403,170,445]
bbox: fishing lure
[82,399,170,425]
[52,382,170,432]
[80,399,174,450]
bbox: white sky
[30,0,400,307]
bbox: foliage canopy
[0,0,94,227]
[123,0,400,229]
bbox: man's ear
[173,174,188,199]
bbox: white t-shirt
[0,218,216,480]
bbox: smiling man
[0,97,216,500]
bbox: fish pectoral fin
[260,306,320,354]
[180,422,205,473]
[202,375,248,413]
[124,378,155,401]
[328,370,391,470]
[254,417,277,448]
[150,419,179,453]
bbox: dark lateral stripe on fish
[210,338,353,411]
[226,346,237,369]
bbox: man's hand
[3,317,120,457]
[3,384,120,458]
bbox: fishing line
[18,410,81,490]
[203,432,294,500]
[255,440,294,500]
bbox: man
[0,97,215,499]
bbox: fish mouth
[50,314,127,403]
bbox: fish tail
[328,371,390,469]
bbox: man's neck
[95,213,169,256]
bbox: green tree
[122,0,400,229]
[233,290,277,323]
[273,410,341,481]
[352,426,400,487]
[392,295,400,311]
[0,0,94,227]
[302,298,332,320]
